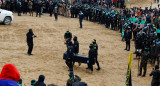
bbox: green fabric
[156,29,160,33]
[141,20,145,24]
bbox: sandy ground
[126,0,159,8]
[0,13,153,86]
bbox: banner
[126,53,133,86]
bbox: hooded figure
[35,75,46,86]
[26,29,36,55]
[0,64,20,86]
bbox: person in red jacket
[137,10,142,18]
[0,64,20,86]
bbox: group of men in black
[64,31,100,72]
[118,7,160,86]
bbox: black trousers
[29,8,33,16]
[36,11,41,17]
[66,60,73,71]
[126,40,130,50]
[153,56,159,66]
[27,44,33,54]
[95,55,100,69]
[49,10,53,16]
[54,13,58,20]
[88,62,93,71]
[140,63,147,76]
[79,19,82,28]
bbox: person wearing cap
[66,71,74,86]
[26,29,37,55]
[66,41,74,71]
[35,75,46,86]
[0,64,20,86]
[79,11,84,28]
[66,71,81,86]
[64,31,72,44]
[31,80,36,86]
[150,65,160,86]
[92,39,100,70]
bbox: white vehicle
[0,9,13,25]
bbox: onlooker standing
[28,0,33,16]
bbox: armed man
[66,41,74,71]
[26,29,37,55]
[87,44,95,72]
[92,39,100,70]
[138,32,150,77]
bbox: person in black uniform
[150,65,160,86]
[66,41,74,71]
[64,31,72,45]
[17,1,21,16]
[79,11,84,28]
[92,39,100,70]
[124,27,132,51]
[26,29,36,55]
[73,36,81,66]
[87,44,95,71]
[73,36,79,54]
[36,1,42,17]
[48,1,53,17]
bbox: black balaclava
[38,75,45,82]
[29,29,33,33]
[73,36,77,41]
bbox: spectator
[0,64,20,86]
[31,80,36,86]
[35,75,46,86]
[17,78,23,86]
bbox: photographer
[26,29,37,55]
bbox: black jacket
[89,48,95,64]
[26,30,34,45]
[150,70,160,86]
[35,75,46,86]
[67,45,74,60]
[73,41,79,54]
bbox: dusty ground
[126,0,159,8]
[0,13,153,86]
